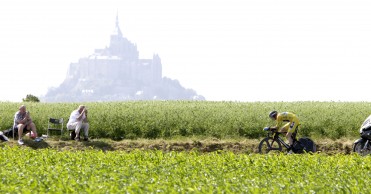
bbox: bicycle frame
[363,140,370,150]
[270,130,297,150]
[275,136,290,149]
[259,126,315,154]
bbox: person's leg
[73,122,83,139]
[82,123,89,139]
[286,132,293,146]
[17,124,25,140]
[27,123,38,138]
[67,122,77,130]
[287,121,299,146]
[279,123,290,134]
[16,124,25,145]
[67,122,83,140]
[67,121,83,135]
[280,123,293,151]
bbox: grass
[0,146,369,193]
[0,101,369,140]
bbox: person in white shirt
[67,105,89,141]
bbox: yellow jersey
[275,112,300,132]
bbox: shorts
[14,124,30,131]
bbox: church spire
[112,11,123,36]
[116,11,119,28]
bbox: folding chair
[47,118,64,137]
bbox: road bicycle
[258,127,316,154]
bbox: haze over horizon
[1,0,370,102]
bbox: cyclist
[269,111,300,152]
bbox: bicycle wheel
[258,137,283,154]
[354,140,371,156]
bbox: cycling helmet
[269,111,278,119]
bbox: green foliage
[0,101,369,139]
[0,146,370,193]
[22,94,40,102]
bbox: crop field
[0,101,370,140]
[1,101,369,193]
[0,146,370,193]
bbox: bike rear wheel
[354,140,371,156]
[258,137,283,154]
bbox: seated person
[67,105,89,141]
[14,105,38,145]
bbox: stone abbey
[43,15,204,102]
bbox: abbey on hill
[43,15,204,102]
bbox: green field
[1,101,369,193]
[0,101,369,140]
[0,146,369,193]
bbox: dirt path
[1,137,356,154]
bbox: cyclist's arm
[271,119,282,130]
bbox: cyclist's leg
[280,123,290,146]
[287,120,299,146]
[291,123,300,140]
[288,119,299,134]
[279,123,290,133]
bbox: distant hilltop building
[43,15,204,102]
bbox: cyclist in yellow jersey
[269,111,300,151]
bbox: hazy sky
[0,0,370,102]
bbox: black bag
[70,131,80,140]
[0,134,8,141]
[70,131,76,140]
[298,137,316,152]
[292,140,304,153]
[3,127,17,138]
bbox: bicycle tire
[354,140,371,156]
[258,137,283,154]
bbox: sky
[0,0,370,102]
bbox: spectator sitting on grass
[14,105,38,145]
